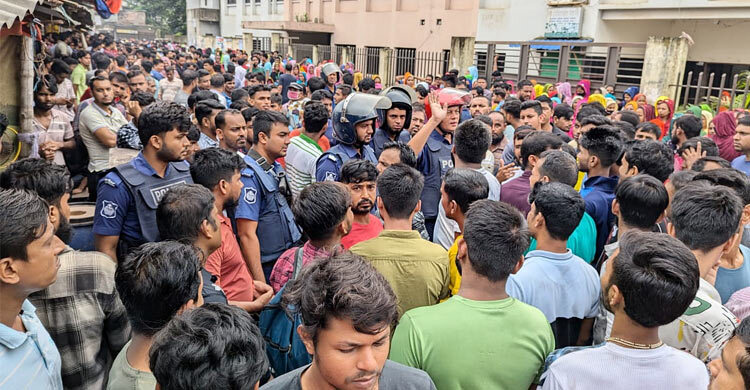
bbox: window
[227,0,236,5]
[365,46,381,75]
[394,48,416,76]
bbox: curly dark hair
[137,101,191,147]
[282,252,398,343]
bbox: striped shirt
[286,133,323,198]
[0,299,63,390]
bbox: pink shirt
[205,213,255,302]
[269,241,335,293]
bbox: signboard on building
[544,6,583,38]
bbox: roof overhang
[1,0,42,28]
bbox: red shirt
[341,214,383,249]
[205,213,255,302]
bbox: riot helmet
[321,62,341,85]
[332,92,392,145]
[378,85,418,132]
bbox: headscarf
[623,86,639,101]
[639,103,656,122]
[534,84,545,99]
[543,84,556,98]
[556,82,573,105]
[624,101,639,111]
[686,105,702,118]
[701,110,714,136]
[654,96,675,138]
[588,93,606,108]
[711,111,741,161]
[576,79,591,100]
[605,98,618,113]
[633,93,648,105]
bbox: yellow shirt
[446,235,462,299]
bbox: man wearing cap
[408,89,470,239]
[371,85,414,159]
[314,92,391,182]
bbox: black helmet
[378,85,417,132]
[332,92,392,145]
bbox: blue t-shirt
[506,249,601,324]
[731,156,750,177]
[716,244,750,303]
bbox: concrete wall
[330,0,479,51]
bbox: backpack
[258,248,312,377]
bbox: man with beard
[315,93,387,182]
[126,70,149,94]
[191,148,273,310]
[236,111,301,283]
[33,75,75,166]
[339,160,382,249]
[94,101,193,262]
[371,86,414,159]
[0,159,130,390]
[215,109,247,154]
[78,76,128,201]
[409,89,470,239]
[468,95,491,118]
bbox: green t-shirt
[390,295,555,389]
[527,211,597,263]
[71,64,88,102]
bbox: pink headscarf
[711,111,741,161]
[639,104,656,122]
[556,82,573,105]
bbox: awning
[510,39,594,51]
[0,0,42,28]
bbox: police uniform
[314,143,377,182]
[235,153,301,281]
[93,153,193,255]
[417,129,454,238]
[370,128,411,159]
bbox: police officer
[236,110,301,283]
[408,88,471,239]
[93,101,193,261]
[315,92,391,182]
[371,85,416,158]
[321,62,341,96]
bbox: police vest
[421,133,454,219]
[318,143,377,180]
[243,156,302,263]
[114,160,193,246]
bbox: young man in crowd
[248,85,272,111]
[197,69,211,90]
[173,69,198,107]
[410,102,426,136]
[371,86,413,158]
[708,316,750,389]
[695,168,750,302]
[0,189,66,389]
[508,182,600,347]
[78,76,129,201]
[236,110,301,283]
[594,175,671,343]
[439,168,489,297]
[209,73,228,107]
[516,79,534,101]
[269,181,353,292]
[159,67,182,102]
[469,95,491,118]
[150,304,269,390]
[542,231,708,389]
[552,104,574,142]
[519,100,545,131]
[108,241,203,390]
[195,99,225,149]
[390,199,554,389]
[578,125,624,261]
[126,70,149,94]
[634,122,662,141]
[1,159,131,390]
[214,109,248,153]
[732,116,750,175]
[93,101,193,262]
[261,253,436,389]
[663,183,742,362]
[618,140,675,183]
[286,101,329,198]
[500,131,563,216]
[339,160,383,249]
[33,75,75,166]
[352,164,450,316]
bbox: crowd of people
[3,31,750,389]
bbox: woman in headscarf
[605,98,618,118]
[701,110,714,136]
[556,82,573,105]
[712,111,742,161]
[544,83,556,98]
[575,79,591,100]
[587,93,607,109]
[636,104,656,123]
[633,93,648,106]
[623,101,638,112]
[534,84,545,99]
[353,71,363,90]
[655,96,675,138]
[623,86,639,106]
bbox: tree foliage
[127,0,186,36]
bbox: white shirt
[542,342,709,390]
[433,167,500,249]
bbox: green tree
[127,0,186,35]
